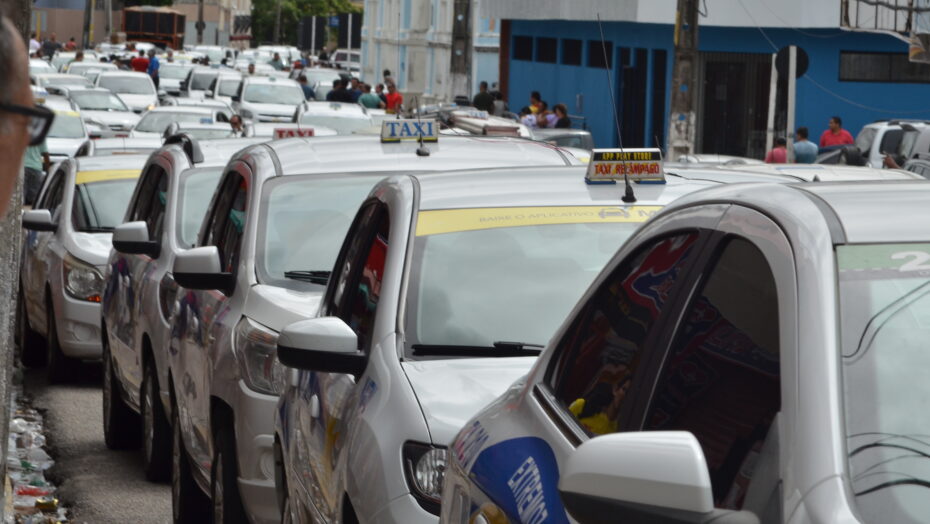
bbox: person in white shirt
[28,32,40,56]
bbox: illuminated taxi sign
[585,148,664,184]
[381,119,439,143]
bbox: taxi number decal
[892,251,930,272]
[75,169,142,185]
[415,205,662,237]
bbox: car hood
[243,284,323,333]
[401,357,536,445]
[46,137,84,158]
[129,130,163,138]
[82,110,140,128]
[115,93,157,111]
[66,231,113,267]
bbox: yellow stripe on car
[75,169,142,185]
[415,205,663,236]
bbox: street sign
[776,46,809,78]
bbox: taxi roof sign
[585,148,665,184]
[381,119,439,143]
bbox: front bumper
[54,292,103,359]
[234,380,279,524]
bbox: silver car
[67,87,141,136]
[293,101,373,135]
[166,132,580,523]
[131,106,230,138]
[19,155,146,382]
[96,71,158,114]
[440,179,930,524]
[233,76,305,123]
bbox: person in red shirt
[765,137,788,163]
[819,115,855,148]
[130,50,149,73]
[385,82,403,114]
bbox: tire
[46,301,75,384]
[172,402,211,524]
[18,290,45,368]
[211,426,248,524]
[142,361,172,482]
[102,330,140,450]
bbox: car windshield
[98,75,154,95]
[135,112,213,133]
[243,83,304,105]
[256,175,382,290]
[839,243,930,524]
[73,178,138,230]
[218,79,241,97]
[176,168,224,248]
[41,76,91,88]
[404,207,655,354]
[297,113,372,134]
[191,71,217,90]
[856,127,878,153]
[71,91,129,111]
[305,70,341,85]
[160,64,193,80]
[48,112,85,138]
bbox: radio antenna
[597,14,635,203]
[413,96,430,156]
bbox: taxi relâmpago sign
[585,148,664,184]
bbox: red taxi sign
[274,128,315,139]
[585,148,665,184]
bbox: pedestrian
[358,83,384,109]
[166,49,174,63]
[2,16,52,214]
[553,103,571,128]
[64,36,77,51]
[492,90,506,116]
[67,50,84,70]
[229,114,244,136]
[765,137,788,164]
[318,48,329,62]
[41,32,61,60]
[297,74,316,100]
[375,83,387,105]
[22,137,49,206]
[247,63,256,76]
[348,78,362,103]
[519,106,537,128]
[819,116,854,148]
[28,32,40,56]
[541,102,558,128]
[130,49,149,73]
[326,79,353,103]
[147,48,160,89]
[385,82,403,113]
[472,81,494,112]
[793,127,818,164]
[268,52,284,71]
[529,91,543,114]
[383,69,393,84]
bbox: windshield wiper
[283,270,330,285]
[411,341,543,357]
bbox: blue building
[487,0,930,157]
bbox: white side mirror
[276,317,365,375]
[172,246,233,292]
[22,209,57,231]
[112,221,159,257]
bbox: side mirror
[231,95,240,103]
[558,432,759,524]
[157,89,168,98]
[172,246,234,292]
[22,209,57,232]
[112,221,160,258]
[276,317,366,375]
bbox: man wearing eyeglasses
[0,17,54,214]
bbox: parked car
[233,76,305,123]
[96,71,158,113]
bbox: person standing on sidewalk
[765,137,788,164]
[472,81,494,112]
[22,139,49,206]
[819,116,854,148]
[146,48,160,89]
[794,127,818,164]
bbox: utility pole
[82,0,93,48]
[450,0,471,100]
[667,0,700,157]
[273,0,282,44]
[196,0,205,44]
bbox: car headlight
[403,442,447,515]
[63,253,104,302]
[239,108,254,120]
[235,316,285,395]
[146,103,156,111]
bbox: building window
[562,38,582,66]
[513,35,533,61]
[840,51,930,83]
[536,37,557,63]
[588,40,613,68]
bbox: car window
[37,170,65,211]
[202,171,248,279]
[331,204,390,352]
[132,168,168,239]
[855,127,877,154]
[879,129,904,156]
[547,233,700,437]
[642,237,780,511]
[176,168,224,248]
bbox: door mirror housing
[559,432,759,524]
[22,209,57,232]
[231,95,240,103]
[276,317,366,375]
[112,221,160,258]
[172,246,234,293]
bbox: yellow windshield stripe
[415,205,663,236]
[75,169,142,185]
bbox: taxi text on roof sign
[380,119,439,143]
[585,148,665,184]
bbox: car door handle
[310,394,320,419]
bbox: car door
[296,202,391,521]
[179,166,249,469]
[23,167,67,333]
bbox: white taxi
[166,123,581,524]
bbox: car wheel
[102,330,140,450]
[142,361,171,481]
[45,301,75,384]
[172,400,211,523]
[211,426,248,524]
[18,289,45,368]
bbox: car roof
[146,106,216,114]
[44,96,77,112]
[410,166,719,210]
[94,137,162,149]
[197,138,268,166]
[265,135,576,175]
[298,102,368,118]
[98,71,149,78]
[243,76,298,85]
[74,154,149,173]
[720,163,920,182]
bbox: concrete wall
[31,7,110,45]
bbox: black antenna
[413,96,430,156]
[597,14,635,203]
